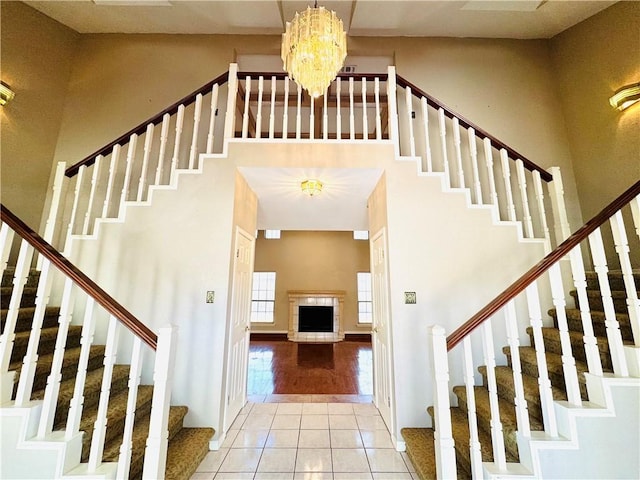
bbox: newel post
[142,325,178,480]
[386,66,400,158]
[548,167,572,245]
[38,162,67,268]
[224,63,239,141]
[428,325,457,479]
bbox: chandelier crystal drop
[281,3,347,98]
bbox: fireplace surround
[288,290,345,342]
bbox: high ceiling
[25,0,617,39]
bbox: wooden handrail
[395,75,553,182]
[0,204,158,350]
[65,70,230,178]
[447,178,640,350]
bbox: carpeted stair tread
[401,427,437,480]
[1,286,38,309]
[10,325,82,363]
[585,270,640,291]
[570,289,637,315]
[479,365,566,422]
[548,307,633,343]
[1,268,41,288]
[75,385,155,461]
[1,305,61,332]
[164,427,215,480]
[102,405,189,479]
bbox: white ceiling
[25,0,617,39]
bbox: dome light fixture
[301,179,323,197]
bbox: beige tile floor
[191,400,418,480]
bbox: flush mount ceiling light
[301,179,323,197]
[609,82,640,111]
[0,81,15,106]
[281,1,347,99]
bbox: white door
[371,228,394,431]
[224,227,255,430]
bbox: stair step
[1,306,61,333]
[570,289,638,315]
[401,427,437,480]
[548,308,634,344]
[526,326,615,371]
[10,325,82,364]
[164,427,215,480]
[585,270,640,291]
[503,346,590,399]
[1,268,41,288]
[1,286,38,309]
[478,365,566,423]
[102,405,188,479]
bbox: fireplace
[288,290,345,342]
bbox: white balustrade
[206,83,219,154]
[361,78,368,140]
[40,162,66,256]
[515,159,534,238]
[349,77,355,140]
[155,114,170,185]
[421,97,432,172]
[101,145,121,220]
[241,76,251,139]
[296,83,302,140]
[462,336,483,478]
[468,128,482,204]
[452,117,465,189]
[138,125,154,200]
[323,91,329,140]
[438,108,451,188]
[0,222,14,273]
[119,134,138,218]
[631,195,640,241]
[336,78,342,140]
[64,166,85,254]
[170,106,184,178]
[188,94,202,169]
[483,138,499,211]
[223,64,238,141]
[405,86,416,157]
[82,156,102,234]
[255,76,264,139]
[504,300,531,436]
[532,171,552,252]
[499,149,517,222]
[282,77,290,139]
[386,67,400,157]
[269,76,276,139]
[374,78,382,140]
[310,96,315,140]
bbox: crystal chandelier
[281,2,347,98]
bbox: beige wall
[253,231,370,333]
[551,1,640,219]
[0,2,79,229]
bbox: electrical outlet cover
[404,292,416,304]
[206,291,215,303]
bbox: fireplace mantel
[288,290,345,342]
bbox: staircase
[0,255,213,478]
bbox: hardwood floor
[247,339,373,398]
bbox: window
[353,230,369,240]
[251,272,276,323]
[357,272,373,324]
[264,230,281,239]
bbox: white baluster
[532,171,552,252]
[500,149,517,222]
[386,66,400,158]
[64,297,97,437]
[40,162,66,258]
[170,105,184,180]
[188,94,202,169]
[481,321,507,469]
[309,96,315,140]
[116,336,144,479]
[296,82,302,140]
[468,128,482,204]
[548,263,582,405]
[14,260,55,406]
[525,282,558,437]
[255,76,264,139]
[405,86,415,157]
[37,279,75,438]
[0,223,14,275]
[241,76,251,139]
[462,336,483,478]
[224,64,239,140]
[269,76,276,139]
[336,78,342,140]
[206,83,219,154]
[452,117,465,189]
[138,125,154,200]
[154,114,170,185]
[427,325,457,479]
[548,167,572,244]
[361,78,368,140]
[323,89,328,140]
[420,97,432,172]
[101,145,121,219]
[0,240,35,374]
[504,300,531,436]
[516,160,534,238]
[589,229,628,375]
[438,108,451,188]
[483,138,499,211]
[349,77,355,140]
[282,77,289,139]
[88,316,120,472]
[374,78,382,141]
[631,194,640,241]
[82,156,102,235]
[142,325,178,480]
[64,166,86,255]
[119,134,138,218]
[610,211,640,346]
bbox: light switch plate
[404,292,416,304]
[206,291,215,303]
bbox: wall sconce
[0,81,15,106]
[609,82,640,111]
[301,179,323,197]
